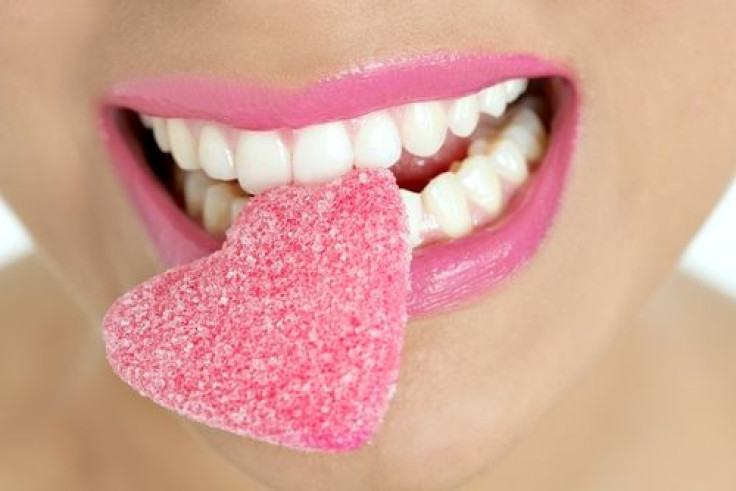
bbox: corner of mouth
[99,53,580,317]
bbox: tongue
[103,169,411,451]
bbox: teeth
[140,114,154,129]
[455,155,503,216]
[467,139,489,156]
[514,106,545,137]
[141,76,547,245]
[399,189,424,247]
[167,119,199,170]
[141,77,534,195]
[199,125,237,180]
[230,197,249,224]
[501,124,544,163]
[152,118,171,153]
[502,107,546,162]
[202,182,241,238]
[401,102,448,157]
[422,172,472,238]
[236,131,292,194]
[293,122,353,185]
[487,139,528,185]
[479,84,507,118]
[182,171,211,219]
[354,110,402,169]
[504,78,529,104]
[448,95,481,138]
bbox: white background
[1,179,735,298]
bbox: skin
[1,1,735,490]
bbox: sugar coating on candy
[103,169,410,451]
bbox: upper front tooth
[422,172,472,239]
[199,124,237,180]
[167,119,199,170]
[455,155,503,216]
[448,95,481,138]
[152,118,171,153]
[354,110,402,169]
[479,84,508,118]
[399,189,424,248]
[401,102,448,157]
[504,78,529,103]
[487,139,528,185]
[293,122,354,185]
[236,130,292,194]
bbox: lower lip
[100,55,579,317]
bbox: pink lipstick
[100,52,579,317]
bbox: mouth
[101,53,578,317]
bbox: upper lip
[107,52,569,130]
[101,52,580,317]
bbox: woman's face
[1,1,735,489]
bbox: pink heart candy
[103,169,411,451]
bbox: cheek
[0,3,170,313]
[566,0,736,287]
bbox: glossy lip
[99,52,579,317]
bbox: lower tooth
[487,139,528,185]
[399,189,424,248]
[502,125,545,163]
[203,182,241,238]
[422,172,472,239]
[506,108,547,162]
[230,197,250,225]
[519,96,548,117]
[183,172,211,219]
[467,139,489,156]
[512,107,545,136]
[455,155,503,216]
